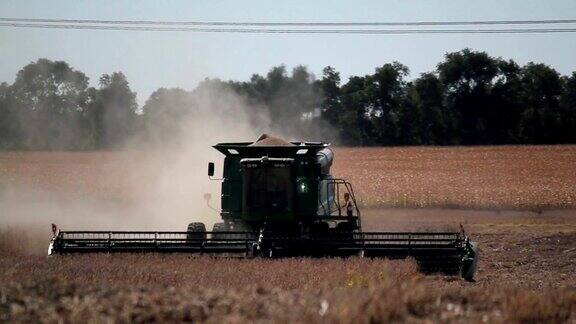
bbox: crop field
[1,146,576,322]
[2,145,575,210]
[335,145,576,210]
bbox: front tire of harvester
[335,222,354,241]
[187,222,206,242]
[310,222,330,237]
[212,222,227,240]
[336,221,352,232]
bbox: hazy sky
[1,0,576,104]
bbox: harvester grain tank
[49,134,478,281]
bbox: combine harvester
[49,134,478,281]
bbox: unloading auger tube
[47,135,479,281]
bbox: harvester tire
[310,222,329,237]
[335,222,354,241]
[336,221,352,232]
[187,222,206,242]
[212,222,228,240]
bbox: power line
[1,22,576,34]
[1,17,576,27]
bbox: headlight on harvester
[299,182,308,194]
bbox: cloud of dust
[0,80,317,254]
[127,81,280,231]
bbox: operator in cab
[343,193,354,218]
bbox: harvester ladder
[319,178,362,231]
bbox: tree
[320,66,342,126]
[142,88,193,143]
[340,76,373,145]
[9,59,90,149]
[407,73,446,145]
[518,63,563,143]
[90,72,138,147]
[0,83,20,148]
[228,65,323,136]
[437,49,501,144]
[366,62,409,144]
[490,59,524,144]
[265,65,319,132]
[395,85,422,145]
[560,72,576,142]
[289,65,321,120]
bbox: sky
[1,0,576,105]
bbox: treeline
[322,49,576,145]
[1,49,575,149]
[0,60,138,149]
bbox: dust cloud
[127,82,279,230]
[0,81,310,254]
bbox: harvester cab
[48,134,478,281]
[209,134,360,236]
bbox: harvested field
[1,209,575,323]
[1,146,575,322]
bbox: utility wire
[1,22,576,34]
[1,17,576,27]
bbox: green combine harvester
[49,134,478,281]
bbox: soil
[362,208,576,290]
